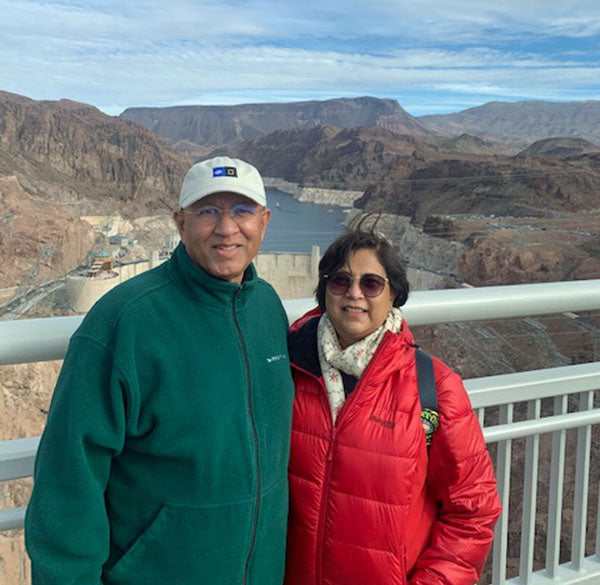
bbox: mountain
[358,152,600,223]
[0,90,190,215]
[120,96,433,148]
[215,124,600,222]
[516,137,600,159]
[216,125,439,190]
[419,100,600,146]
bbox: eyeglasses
[324,272,389,298]
[183,203,261,225]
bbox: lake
[260,187,347,253]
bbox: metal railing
[1,279,600,584]
[469,361,600,584]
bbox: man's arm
[409,369,502,585]
[25,335,128,585]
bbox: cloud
[1,0,599,115]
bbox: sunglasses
[324,272,389,298]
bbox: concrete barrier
[254,246,320,299]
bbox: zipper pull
[326,428,337,461]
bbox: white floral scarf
[317,308,403,422]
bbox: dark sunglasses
[324,272,389,298]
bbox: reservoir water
[260,187,347,253]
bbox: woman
[284,219,501,585]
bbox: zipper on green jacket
[233,286,261,585]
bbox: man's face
[173,192,270,283]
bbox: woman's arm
[409,366,502,585]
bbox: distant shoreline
[263,177,362,208]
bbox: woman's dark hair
[316,214,410,310]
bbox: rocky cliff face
[458,227,600,286]
[421,213,600,287]
[0,175,96,289]
[216,125,437,190]
[357,155,591,222]
[223,123,600,289]
[219,123,600,287]
[0,91,190,215]
[121,96,433,148]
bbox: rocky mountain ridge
[3,89,599,291]
[516,137,600,159]
[217,125,436,190]
[216,126,600,221]
[120,95,600,156]
[120,96,433,148]
[419,100,600,147]
[0,91,190,215]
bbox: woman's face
[325,248,394,349]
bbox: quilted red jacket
[284,310,501,585]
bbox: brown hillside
[0,175,96,288]
[0,91,190,215]
[516,137,600,160]
[216,125,439,190]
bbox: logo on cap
[212,166,238,178]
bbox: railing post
[572,390,594,569]
[546,394,568,578]
[596,469,600,558]
[492,403,513,585]
[519,399,541,583]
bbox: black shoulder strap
[415,348,438,411]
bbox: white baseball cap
[179,156,267,209]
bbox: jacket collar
[288,313,321,378]
[168,241,257,310]
[288,307,417,380]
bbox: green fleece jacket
[25,242,295,585]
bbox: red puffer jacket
[284,310,501,585]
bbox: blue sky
[2,0,600,117]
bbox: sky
[2,1,600,117]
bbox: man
[25,156,295,585]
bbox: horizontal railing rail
[0,437,40,482]
[0,506,28,532]
[0,437,40,530]
[468,361,600,407]
[2,279,600,366]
